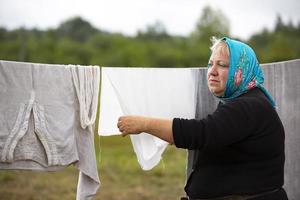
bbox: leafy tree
[191,6,230,40]
[137,21,169,40]
[56,16,99,42]
[249,14,300,63]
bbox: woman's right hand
[117,116,149,136]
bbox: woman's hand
[117,116,174,144]
[117,116,149,136]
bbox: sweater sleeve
[172,99,255,150]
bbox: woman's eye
[218,63,229,68]
[207,63,212,68]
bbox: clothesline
[0,59,299,200]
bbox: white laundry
[71,66,100,130]
[98,67,198,170]
[0,60,100,200]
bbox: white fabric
[71,66,100,130]
[98,67,198,170]
[70,65,101,200]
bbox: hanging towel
[98,67,198,170]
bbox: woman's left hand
[117,116,148,136]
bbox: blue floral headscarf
[217,37,275,107]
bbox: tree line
[0,6,299,67]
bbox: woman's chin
[209,89,224,97]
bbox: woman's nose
[209,63,218,76]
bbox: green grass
[0,136,187,200]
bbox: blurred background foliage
[1,6,299,67]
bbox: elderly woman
[117,37,288,200]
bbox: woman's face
[207,50,230,97]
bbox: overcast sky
[0,0,299,40]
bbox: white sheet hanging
[98,67,198,170]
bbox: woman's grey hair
[209,36,229,57]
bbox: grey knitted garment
[0,60,100,200]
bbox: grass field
[0,135,187,200]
